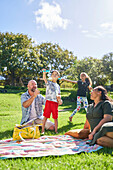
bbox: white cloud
[27,0,35,4]
[80,22,113,38]
[100,22,113,34]
[81,30,89,34]
[34,1,70,31]
[78,25,83,29]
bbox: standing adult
[21,80,55,131]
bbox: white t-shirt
[45,80,60,102]
[29,99,37,120]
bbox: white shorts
[34,118,54,130]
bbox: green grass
[0,89,113,170]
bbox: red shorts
[43,100,58,119]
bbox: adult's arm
[22,89,40,108]
[89,114,112,140]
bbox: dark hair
[96,86,113,102]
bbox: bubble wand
[43,70,62,80]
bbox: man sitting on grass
[20,80,55,131]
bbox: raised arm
[42,69,47,84]
[61,78,77,84]
[88,85,93,91]
[22,89,40,108]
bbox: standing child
[41,69,62,134]
[61,72,92,122]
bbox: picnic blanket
[0,135,103,159]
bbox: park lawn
[0,89,113,170]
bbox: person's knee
[96,138,103,145]
[96,137,113,148]
[76,105,81,110]
[48,124,55,130]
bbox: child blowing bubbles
[41,69,63,134]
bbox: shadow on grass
[96,147,113,155]
[0,130,13,140]
[58,122,84,133]
[0,113,10,116]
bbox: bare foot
[69,117,72,122]
[55,131,58,134]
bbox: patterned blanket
[0,135,103,159]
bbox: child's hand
[57,95,62,105]
[57,95,63,105]
[89,86,93,91]
[57,98,63,105]
[42,68,47,83]
[42,69,46,73]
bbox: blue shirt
[21,90,45,124]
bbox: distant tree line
[0,32,113,87]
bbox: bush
[69,90,77,101]
[4,85,27,90]
[60,82,74,88]
[38,88,46,95]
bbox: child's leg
[42,100,51,133]
[82,97,88,112]
[69,96,81,121]
[51,101,58,133]
[41,117,48,133]
[54,119,58,133]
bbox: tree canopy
[0,32,75,86]
[0,32,113,87]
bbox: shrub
[4,85,27,90]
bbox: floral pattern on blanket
[0,135,103,159]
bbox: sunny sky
[0,0,113,59]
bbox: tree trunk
[19,77,24,87]
[11,70,16,86]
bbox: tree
[102,53,113,82]
[36,43,76,78]
[65,57,109,86]
[0,32,42,86]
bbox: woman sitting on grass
[65,86,113,148]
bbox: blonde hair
[80,72,92,86]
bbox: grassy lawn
[0,89,113,170]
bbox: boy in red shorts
[41,69,62,134]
